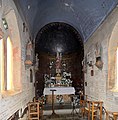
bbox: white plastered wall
[0,0,35,119]
[84,7,118,112]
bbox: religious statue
[25,41,33,65]
[55,52,62,73]
[95,43,103,69]
[35,54,39,71]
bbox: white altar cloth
[43,87,75,95]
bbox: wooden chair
[28,102,40,120]
[79,95,87,117]
[113,112,118,120]
[33,96,44,118]
[106,111,118,120]
[39,99,44,119]
[33,97,39,102]
[84,100,103,120]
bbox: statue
[25,41,33,65]
[35,54,39,71]
[0,28,4,39]
[56,52,62,73]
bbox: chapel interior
[0,0,118,120]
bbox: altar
[44,87,75,95]
[43,87,75,104]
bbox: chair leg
[106,112,109,120]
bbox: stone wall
[84,7,118,112]
[0,0,35,119]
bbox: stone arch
[2,7,21,91]
[108,20,118,90]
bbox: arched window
[108,20,118,91]
[116,47,118,89]
[0,37,13,91]
[30,69,33,83]
[0,9,21,92]
[6,37,13,90]
[0,39,4,91]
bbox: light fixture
[56,45,63,53]
[64,3,69,7]
[28,5,30,9]
[2,18,8,30]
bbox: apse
[35,22,84,97]
[35,22,83,55]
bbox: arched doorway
[108,19,118,91]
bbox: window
[30,69,33,83]
[7,37,13,90]
[0,37,13,91]
[116,47,118,89]
[0,10,21,93]
[0,39,4,91]
[108,20,118,91]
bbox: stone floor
[19,110,103,120]
[19,111,87,120]
[43,109,88,120]
[43,114,87,120]
[19,103,104,120]
[42,103,84,120]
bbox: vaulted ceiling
[35,22,83,54]
[14,0,118,42]
[13,0,118,54]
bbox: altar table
[43,87,75,104]
[43,87,75,95]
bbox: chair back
[85,100,103,120]
[80,95,87,107]
[28,102,40,120]
[79,95,87,117]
